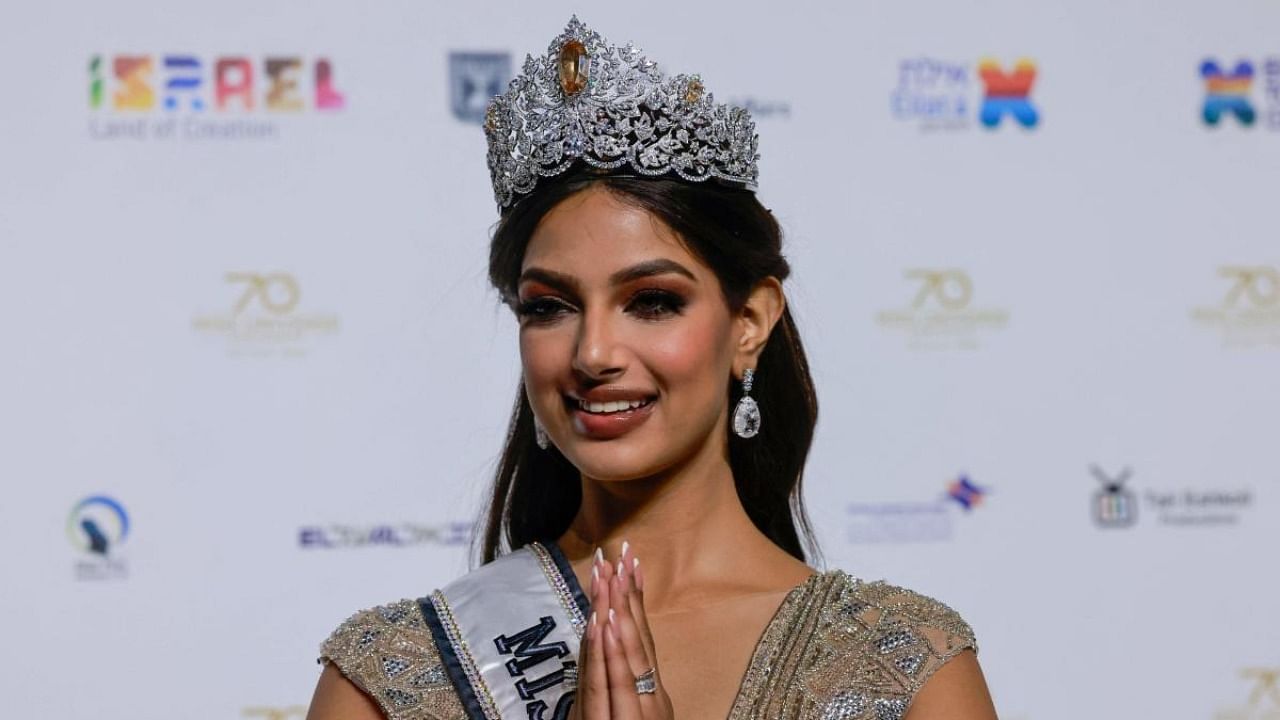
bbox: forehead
[522,185,708,280]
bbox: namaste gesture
[572,543,675,720]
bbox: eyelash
[515,289,687,323]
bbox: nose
[571,307,625,380]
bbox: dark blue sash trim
[542,541,592,620]
[417,595,489,720]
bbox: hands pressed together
[572,542,675,720]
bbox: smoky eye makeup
[514,295,573,322]
[516,289,687,322]
[513,272,693,323]
[626,288,688,319]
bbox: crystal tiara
[483,16,761,211]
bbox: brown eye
[627,289,686,319]
[516,297,573,323]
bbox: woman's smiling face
[516,184,737,482]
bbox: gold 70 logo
[1241,667,1280,708]
[1219,266,1279,309]
[905,269,973,309]
[226,272,300,315]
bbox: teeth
[577,398,650,414]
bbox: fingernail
[591,564,599,591]
[594,547,604,565]
[632,557,639,570]
[621,539,630,558]
[616,559,624,577]
[590,611,597,626]
[608,607,616,623]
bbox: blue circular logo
[67,496,129,555]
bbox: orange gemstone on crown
[684,78,704,104]
[558,40,589,95]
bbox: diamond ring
[634,668,657,695]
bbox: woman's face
[517,185,737,482]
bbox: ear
[733,276,786,379]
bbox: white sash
[421,542,587,720]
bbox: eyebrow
[518,258,697,292]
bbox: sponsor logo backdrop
[1,1,1276,718]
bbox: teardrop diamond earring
[534,416,550,450]
[732,368,761,439]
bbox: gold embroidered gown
[318,563,977,720]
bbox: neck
[557,440,799,612]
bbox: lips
[563,391,657,440]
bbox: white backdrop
[1,1,1277,718]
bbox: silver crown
[484,16,760,210]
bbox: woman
[307,16,997,720]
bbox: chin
[561,443,673,484]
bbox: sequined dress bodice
[318,570,976,720]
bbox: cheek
[643,313,733,394]
[519,329,569,386]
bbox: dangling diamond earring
[534,416,550,450]
[732,368,761,439]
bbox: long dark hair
[479,165,820,564]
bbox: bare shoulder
[307,664,384,720]
[307,599,465,720]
